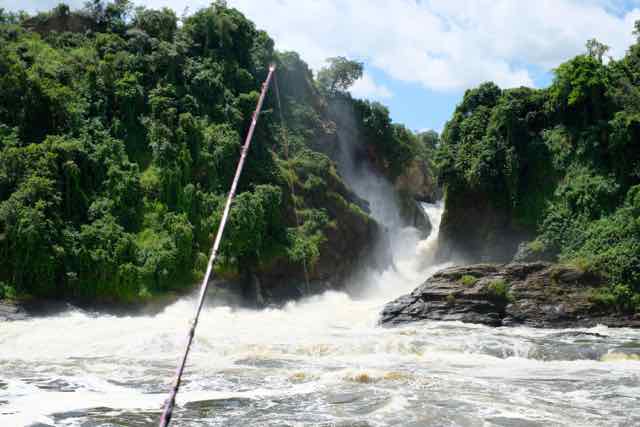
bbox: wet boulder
[380,262,640,328]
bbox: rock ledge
[380,262,640,328]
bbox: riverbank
[0,300,27,321]
[0,291,186,321]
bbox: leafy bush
[485,279,512,302]
[590,284,640,313]
[460,275,478,287]
[560,186,640,293]
[446,293,456,306]
[527,240,545,253]
[0,281,17,300]
[352,99,417,179]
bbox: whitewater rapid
[1,203,640,426]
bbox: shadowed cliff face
[245,91,439,305]
[325,99,437,234]
[436,185,534,264]
[251,169,386,304]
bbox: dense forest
[2,1,638,315]
[436,35,640,313]
[0,1,433,303]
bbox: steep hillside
[436,36,640,312]
[0,3,433,305]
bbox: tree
[316,56,363,95]
[133,6,177,41]
[586,38,610,63]
[52,3,71,18]
[83,0,131,32]
[213,8,237,48]
[83,0,105,22]
[418,130,439,151]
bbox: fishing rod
[158,64,276,427]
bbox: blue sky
[377,63,555,133]
[5,0,640,132]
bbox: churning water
[1,203,640,426]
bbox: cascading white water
[417,201,443,263]
[1,201,640,426]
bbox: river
[1,203,640,426]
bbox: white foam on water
[1,202,640,426]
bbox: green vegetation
[0,2,423,303]
[0,282,17,300]
[486,279,512,302]
[460,275,478,287]
[446,292,456,306]
[527,240,545,253]
[437,32,640,311]
[350,99,428,179]
[315,59,434,181]
[317,56,363,96]
[590,284,640,313]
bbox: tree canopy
[316,56,364,95]
[436,33,640,313]
[0,2,421,303]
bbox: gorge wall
[0,4,437,307]
[434,43,640,313]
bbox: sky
[5,0,640,132]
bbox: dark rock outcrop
[254,206,385,306]
[246,169,388,307]
[436,187,533,263]
[397,195,431,238]
[394,159,440,204]
[380,262,640,328]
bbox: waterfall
[2,132,637,427]
[1,200,639,426]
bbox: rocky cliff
[436,186,533,263]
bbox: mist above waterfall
[335,133,404,231]
[316,97,441,300]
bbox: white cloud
[350,72,393,100]
[227,0,640,91]
[10,1,640,92]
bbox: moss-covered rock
[380,262,640,328]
